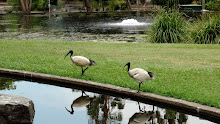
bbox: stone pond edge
[0,68,219,122]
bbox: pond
[0,12,153,42]
[0,77,216,124]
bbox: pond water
[0,77,216,124]
[0,12,153,42]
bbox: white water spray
[107,19,151,26]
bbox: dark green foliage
[205,0,220,11]
[32,0,49,11]
[150,9,186,43]
[188,14,220,44]
[151,0,180,8]
[7,0,49,11]
[7,0,20,11]
[179,0,194,4]
[106,0,126,11]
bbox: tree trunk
[19,0,32,14]
[84,0,93,12]
[126,0,132,11]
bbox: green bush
[151,0,180,8]
[106,0,126,11]
[179,0,194,4]
[7,0,20,11]
[206,0,220,11]
[32,0,49,11]
[187,15,220,44]
[149,9,187,43]
[7,0,49,11]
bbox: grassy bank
[0,39,219,108]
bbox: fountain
[107,19,152,26]
[120,19,146,26]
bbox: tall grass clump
[149,9,187,43]
[187,15,220,44]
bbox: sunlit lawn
[0,39,219,108]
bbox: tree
[83,0,93,12]
[19,0,32,14]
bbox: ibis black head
[64,50,73,59]
[65,107,74,114]
[89,59,97,66]
[123,62,130,71]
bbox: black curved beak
[65,107,74,114]
[123,62,130,70]
[64,52,70,59]
[64,50,73,59]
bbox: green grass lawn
[0,39,219,108]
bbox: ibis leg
[82,67,89,76]
[138,82,142,93]
[81,67,84,76]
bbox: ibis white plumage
[124,62,155,93]
[64,50,96,76]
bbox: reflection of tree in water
[0,78,16,90]
[154,109,188,124]
[19,15,33,31]
[0,16,6,32]
[87,95,124,124]
[165,109,188,124]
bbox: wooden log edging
[0,68,219,123]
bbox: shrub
[32,0,49,11]
[179,0,194,4]
[151,0,179,8]
[7,0,49,11]
[7,0,20,11]
[187,15,220,44]
[106,0,126,11]
[206,0,220,11]
[149,9,187,43]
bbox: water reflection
[18,15,33,32]
[0,77,215,124]
[0,78,16,90]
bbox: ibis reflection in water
[129,102,155,124]
[65,91,94,114]
[124,62,155,93]
[64,50,96,76]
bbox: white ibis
[64,50,96,76]
[124,62,155,93]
